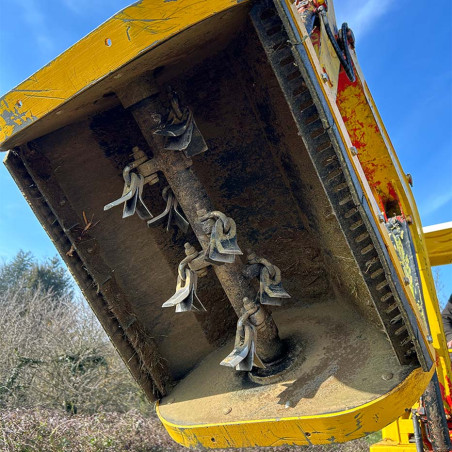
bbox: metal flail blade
[104,172,153,220]
[184,119,208,157]
[147,188,172,228]
[123,173,140,218]
[206,221,235,264]
[162,269,206,313]
[220,322,263,371]
[104,171,139,212]
[214,218,243,256]
[183,119,208,158]
[202,213,242,264]
[147,187,189,233]
[162,113,207,158]
[175,270,207,313]
[135,175,153,220]
[165,116,194,151]
[172,199,190,233]
[154,87,208,157]
[155,108,193,137]
[259,266,291,306]
[162,271,191,308]
[237,333,265,371]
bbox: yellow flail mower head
[2,0,451,449]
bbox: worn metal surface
[422,373,452,451]
[331,12,452,415]
[4,149,170,400]
[158,302,433,447]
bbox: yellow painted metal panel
[371,416,416,451]
[423,222,452,267]
[336,64,452,402]
[157,367,434,448]
[370,443,417,452]
[0,0,249,149]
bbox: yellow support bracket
[423,222,452,267]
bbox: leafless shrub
[0,286,144,414]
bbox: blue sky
[0,0,451,304]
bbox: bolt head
[378,213,385,223]
[247,251,257,262]
[197,268,208,278]
[145,173,159,186]
[321,72,329,83]
[223,407,232,415]
[350,146,358,156]
[406,173,413,187]
[382,372,393,381]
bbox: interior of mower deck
[7,10,421,414]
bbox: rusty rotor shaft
[116,80,283,364]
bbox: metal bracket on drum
[220,298,265,371]
[199,211,243,264]
[162,244,207,313]
[245,253,291,306]
[147,186,189,233]
[104,165,153,220]
[154,88,208,158]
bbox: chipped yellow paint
[339,73,449,392]
[285,1,434,362]
[0,0,249,149]
[157,367,434,448]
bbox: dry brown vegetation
[0,288,145,414]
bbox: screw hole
[211,438,216,443]
[16,100,23,108]
[105,38,112,47]
[306,432,311,437]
